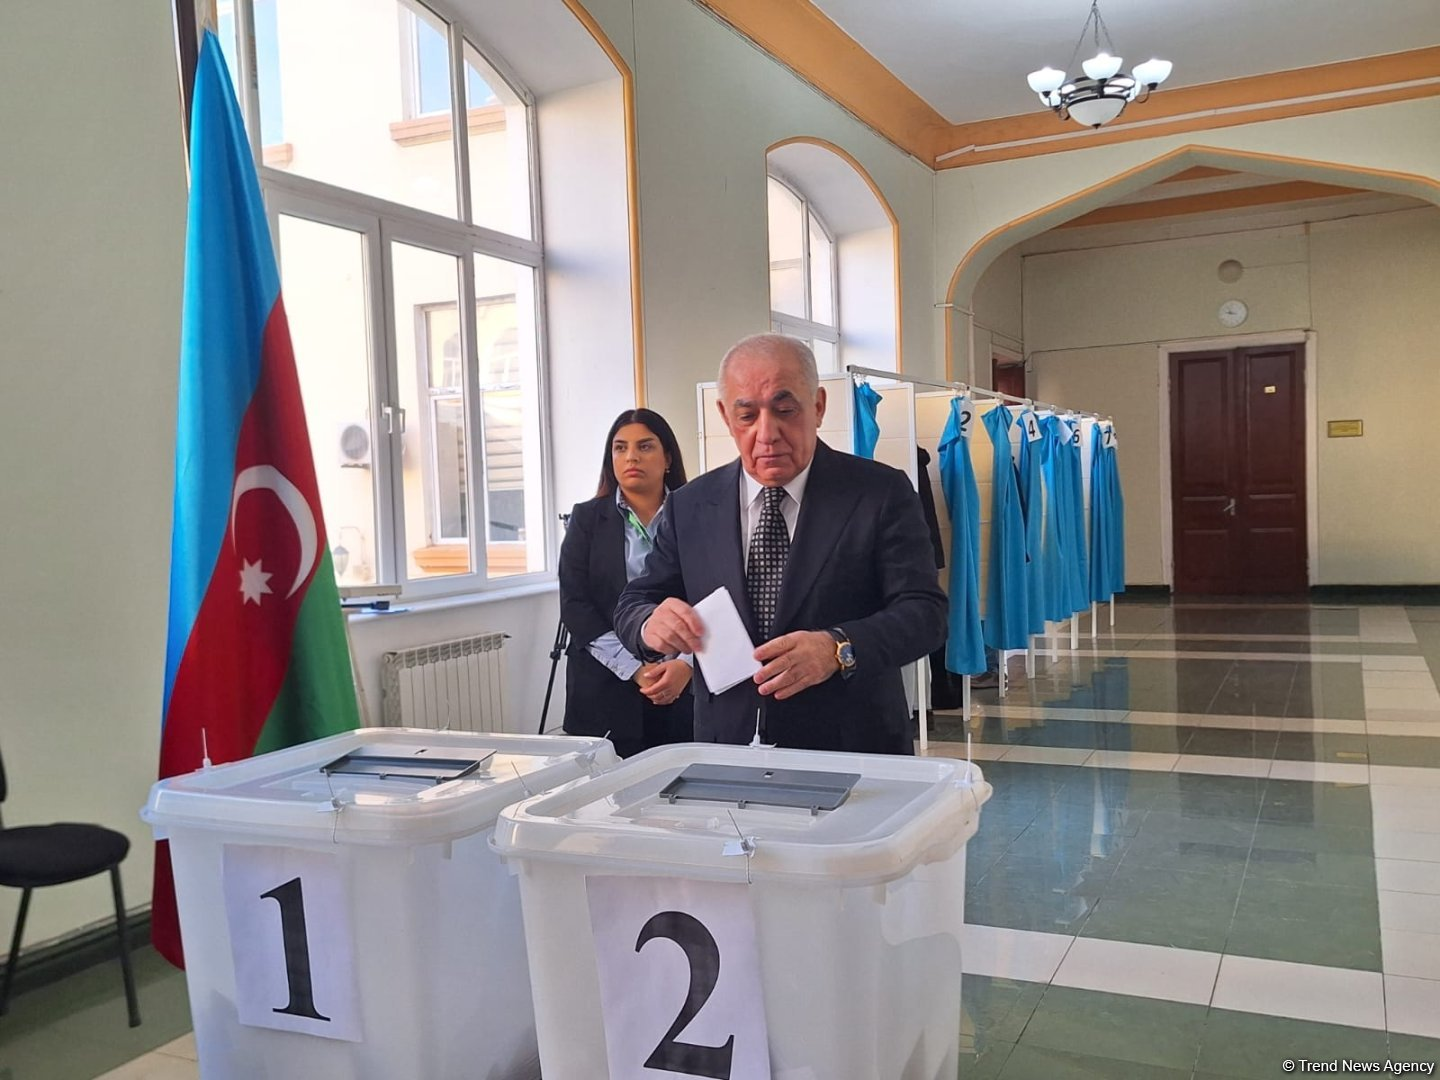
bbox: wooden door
[993,358,1025,399]
[1170,346,1307,595]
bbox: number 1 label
[588,876,771,1079]
[222,845,362,1041]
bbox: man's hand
[632,662,662,686]
[642,598,705,655]
[639,659,693,706]
[753,631,840,700]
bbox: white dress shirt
[739,460,812,570]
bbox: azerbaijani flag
[152,30,359,968]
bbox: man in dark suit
[613,334,946,754]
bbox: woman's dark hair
[595,408,688,498]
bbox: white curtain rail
[844,365,1113,423]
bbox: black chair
[0,745,140,1026]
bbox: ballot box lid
[495,743,990,887]
[143,728,617,846]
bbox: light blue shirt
[587,490,692,680]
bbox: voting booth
[142,729,617,1080]
[495,744,991,1080]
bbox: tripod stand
[538,513,571,734]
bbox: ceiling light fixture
[1026,0,1172,129]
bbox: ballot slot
[318,749,495,785]
[658,763,861,814]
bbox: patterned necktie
[746,486,790,641]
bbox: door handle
[1223,497,1237,517]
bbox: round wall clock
[1218,299,1248,327]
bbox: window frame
[767,174,840,359]
[231,0,555,599]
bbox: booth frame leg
[916,656,929,755]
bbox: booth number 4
[587,875,772,1079]
[221,844,362,1042]
[1023,412,1042,442]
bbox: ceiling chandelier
[1026,0,1172,129]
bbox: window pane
[393,242,470,579]
[767,177,805,318]
[413,10,451,115]
[431,397,467,538]
[465,43,532,239]
[474,254,544,578]
[811,338,837,372]
[808,215,834,327]
[277,216,378,586]
[218,1,286,148]
[261,0,457,218]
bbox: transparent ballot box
[494,744,991,1080]
[142,728,617,1080]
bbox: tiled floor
[3,598,1439,1078]
[942,598,1440,1077]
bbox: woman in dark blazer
[559,408,693,757]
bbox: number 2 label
[588,876,771,1079]
[637,911,734,1078]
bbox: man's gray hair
[717,333,820,401]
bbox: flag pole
[170,0,203,157]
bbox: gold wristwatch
[827,627,856,678]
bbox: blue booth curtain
[1106,427,1126,596]
[982,405,1030,650]
[1016,409,1048,635]
[1062,419,1090,614]
[1039,414,1071,623]
[852,381,882,459]
[938,397,986,675]
[1089,421,1118,603]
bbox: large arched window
[767,175,839,369]
[218,0,546,596]
[766,141,900,375]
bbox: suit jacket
[613,440,946,753]
[558,494,691,745]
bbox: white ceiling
[810,0,1440,125]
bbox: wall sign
[222,844,362,1042]
[1327,419,1364,438]
[587,875,771,1079]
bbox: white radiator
[379,632,509,731]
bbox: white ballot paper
[692,586,761,694]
